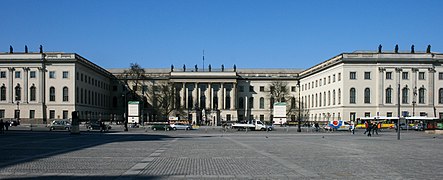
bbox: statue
[233,64,236,72]
[39,45,43,53]
[183,64,186,72]
[221,64,224,72]
[195,64,198,72]
[411,45,415,53]
[427,45,431,53]
[378,44,382,53]
[208,64,211,72]
[25,45,28,53]
[9,45,13,53]
[171,64,174,72]
[394,44,399,53]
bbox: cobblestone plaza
[0,127,442,179]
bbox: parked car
[395,123,414,130]
[413,123,425,131]
[47,120,71,131]
[86,121,111,131]
[170,123,192,130]
[151,124,172,131]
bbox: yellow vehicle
[356,116,397,129]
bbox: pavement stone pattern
[0,126,442,179]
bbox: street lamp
[395,67,402,140]
[297,79,301,132]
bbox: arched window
[386,88,392,104]
[259,97,265,109]
[49,87,55,101]
[364,88,370,104]
[1,85,6,101]
[248,97,254,109]
[323,92,326,106]
[439,88,443,104]
[30,85,36,101]
[419,88,425,104]
[350,88,356,104]
[15,84,21,101]
[319,93,322,107]
[239,97,244,109]
[315,93,318,107]
[402,87,409,104]
[63,87,69,102]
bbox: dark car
[151,124,172,131]
[47,120,71,131]
[86,122,111,131]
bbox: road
[0,126,442,179]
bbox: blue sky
[1,0,442,69]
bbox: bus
[356,116,398,129]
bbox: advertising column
[128,101,140,124]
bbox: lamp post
[122,93,128,131]
[297,80,301,132]
[395,68,402,140]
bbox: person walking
[350,121,355,134]
[372,122,379,135]
[367,122,372,137]
[364,120,369,134]
[0,120,4,134]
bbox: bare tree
[268,81,291,103]
[121,63,145,91]
[142,81,185,121]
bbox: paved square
[0,127,442,179]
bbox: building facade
[1,48,443,125]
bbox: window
[402,87,409,104]
[364,72,371,80]
[15,85,21,101]
[364,88,371,103]
[63,110,68,119]
[328,91,331,106]
[386,72,392,79]
[259,97,264,109]
[365,112,371,117]
[439,72,443,80]
[238,97,244,109]
[338,73,341,81]
[30,86,36,101]
[319,79,322,86]
[49,71,55,78]
[419,88,425,104]
[49,110,55,119]
[15,71,21,78]
[50,87,55,101]
[29,110,35,119]
[270,97,274,108]
[291,86,296,92]
[333,74,336,82]
[0,71,5,78]
[260,86,264,92]
[402,72,409,80]
[386,88,392,104]
[63,87,69,102]
[419,72,425,80]
[30,71,36,78]
[249,86,254,92]
[350,112,356,121]
[350,72,356,80]
[81,73,83,81]
[328,76,331,84]
[338,88,341,105]
[387,112,393,117]
[333,90,336,105]
[440,88,443,104]
[248,97,254,108]
[291,97,296,109]
[63,71,69,78]
[0,85,6,101]
[350,88,356,104]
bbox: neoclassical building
[1,46,442,125]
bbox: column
[181,83,185,108]
[185,84,189,109]
[193,83,198,108]
[8,68,14,103]
[218,83,223,110]
[206,83,211,109]
[23,67,29,103]
[230,83,236,110]
[221,83,225,109]
[378,67,385,106]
